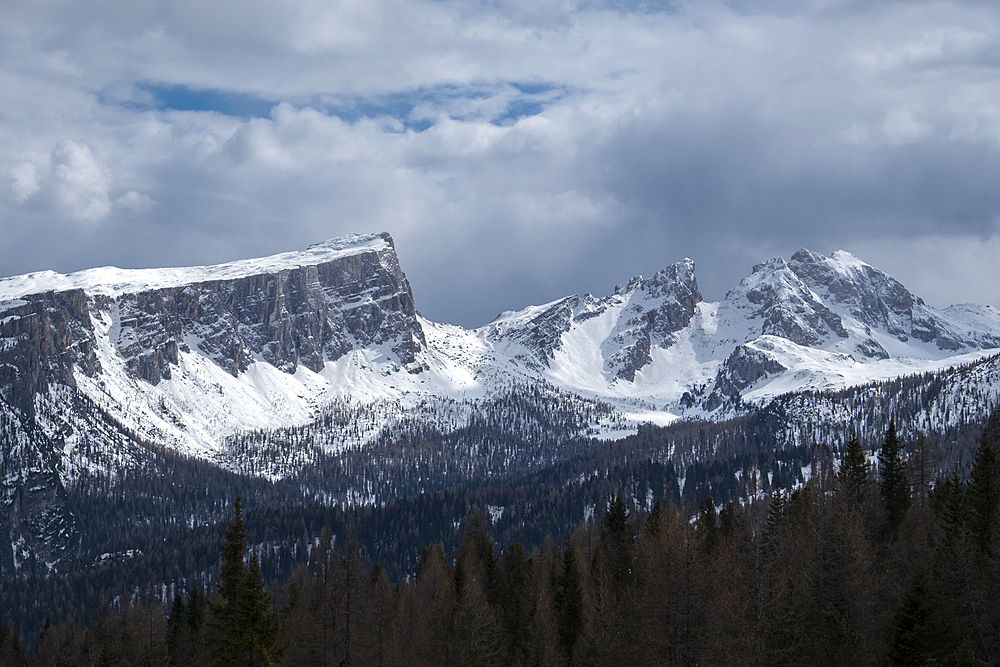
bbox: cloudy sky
[2,0,999,326]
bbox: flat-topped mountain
[0,233,424,412]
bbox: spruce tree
[604,495,634,590]
[878,421,910,534]
[188,585,207,636]
[762,490,785,550]
[604,495,629,545]
[839,433,869,499]
[95,642,117,667]
[643,501,664,541]
[938,469,969,541]
[719,501,737,539]
[886,567,958,666]
[967,410,1000,553]
[554,541,583,663]
[210,498,285,667]
[243,555,284,666]
[697,496,719,555]
[167,593,187,666]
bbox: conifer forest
[3,404,1000,666]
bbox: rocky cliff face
[0,232,426,399]
[787,248,1000,352]
[485,259,703,381]
[0,290,100,416]
[0,399,79,576]
[714,344,789,399]
[485,296,580,370]
[788,249,914,340]
[720,257,849,348]
[118,233,424,385]
[606,259,702,381]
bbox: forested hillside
[3,406,1000,665]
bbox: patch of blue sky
[121,81,561,130]
[316,91,446,131]
[491,82,566,126]
[129,84,278,119]
[510,82,559,96]
[491,100,546,126]
[318,84,549,131]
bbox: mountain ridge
[3,231,1000,572]
[3,232,999,435]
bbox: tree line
[5,406,1000,666]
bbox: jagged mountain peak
[485,257,703,380]
[783,247,1000,352]
[721,252,848,348]
[787,247,919,324]
[614,257,699,298]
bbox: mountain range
[2,231,1000,571]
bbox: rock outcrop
[0,232,426,400]
[0,290,100,416]
[606,259,703,381]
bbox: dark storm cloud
[1,0,999,325]
[582,108,1000,303]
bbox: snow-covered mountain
[3,231,1000,570]
[468,246,1000,415]
[3,231,999,460]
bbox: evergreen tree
[95,641,117,667]
[697,496,719,555]
[886,567,958,667]
[762,490,785,550]
[167,593,186,666]
[604,495,634,590]
[243,556,284,666]
[499,543,532,664]
[839,433,869,499]
[554,541,583,663]
[604,496,629,545]
[878,421,910,534]
[210,498,285,667]
[719,501,737,540]
[643,501,664,541]
[938,469,968,539]
[967,412,1000,553]
[188,585,207,636]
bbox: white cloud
[10,162,40,203]
[116,190,154,213]
[50,140,111,223]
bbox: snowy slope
[468,248,1000,418]
[2,236,999,474]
